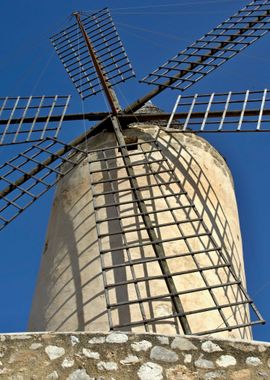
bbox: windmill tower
[0,1,269,339]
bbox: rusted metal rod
[73,12,121,114]
[111,115,192,335]
[3,108,270,126]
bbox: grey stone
[201,341,222,353]
[47,372,59,380]
[45,345,65,360]
[120,355,140,365]
[184,354,192,364]
[216,355,236,368]
[70,335,80,346]
[88,336,105,344]
[131,340,152,352]
[0,368,10,375]
[61,358,75,368]
[171,337,197,351]
[97,361,118,371]
[258,345,267,353]
[30,343,43,350]
[229,342,256,353]
[157,336,169,345]
[0,336,6,342]
[67,370,92,380]
[203,371,226,380]
[246,356,262,366]
[195,358,215,369]
[10,335,31,340]
[150,346,178,363]
[105,332,128,344]
[82,348,100,360]
[258,371,270,378]
[137,362,163,380]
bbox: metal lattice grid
[50,8,135,100]
[88,137,263,335]
[0,95,70,145]
[166,89,270,132]
[141,0,270,91]
[0,138,86,230]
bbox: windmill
[1,1,270,338]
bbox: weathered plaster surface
[29,125,250,338]
[0,332,269,379]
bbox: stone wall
[0,332,269,379]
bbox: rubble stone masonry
[0,332,269,379]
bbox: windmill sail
[141,0,270,92]
[0,95,70,145]
[50,8,135,100]
[166,89,270,132]
[0,138,86,230]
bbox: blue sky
[0,0,270,341]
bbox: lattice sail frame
[0,138,86,230]
[87,129,263,335]
[50,8,135,100]
[166,89,270,132]
[141,0,270,91]
[0,95,70,145]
